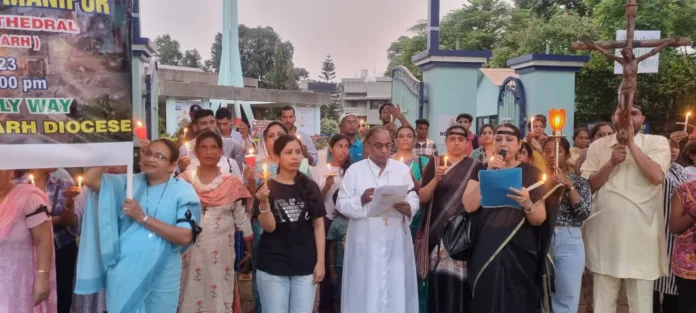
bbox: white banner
[436,115,459,144]
[614,30,661,74]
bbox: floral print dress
[178,173,253,313]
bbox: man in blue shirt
[328,112,364,162]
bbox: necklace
[145,180,170,238]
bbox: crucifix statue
[571,0,692,143]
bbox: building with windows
[340,74,392,125]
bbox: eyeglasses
[369,142,392,151]
[141,149,169,162]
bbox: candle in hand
[28,174,35,185]
[262,163,268,184]
[183,127,188,137]
[360,119,364,128]
[326,164,336,177]
[444,156,448,167]
[527,174,547,192]
[685,112,692,132]
[245,148,256,167]
[77,176,83,188]
[400,157,404,163]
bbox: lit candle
[28,174,35,185]
[685,112,692,132]
[183,127,188,137]
[444,156,449,167]
[360,119,364,128]
[134,121,147,140]
[77,176,83,188]
[183,141,190,156]
[245,148,256,167]
[326,164,336,177]
[529,116,535,134]
[527,174,547,192]
[296,134,301,140]
[390,114,394,123]
[400,157,404,163]
[262,163,268,184]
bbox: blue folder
[479,168,523,209]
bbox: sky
[139,0,467,81]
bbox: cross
[571,0,692,144]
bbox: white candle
[183,141,190,156]
[527,174,547,192]
[28,174,35,185]
[400,157,404,163]
[685,112,691,132]
[555,138,560,169]
[444,156,448,167]
[77,176,83,188]
[262,163,268,184]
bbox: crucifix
[571,0,692,144]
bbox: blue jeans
[256,270,316,313]
[252,219,263,313]
[550,226,585,313]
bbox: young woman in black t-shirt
[255,134,326,313]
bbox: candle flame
[184,127,188,134]
[77,176,83,187]
[184,142,189,149]
[28,174,34,185]
[262,163,267,171]
[542,174,547,181]
[400,157,404,163]
[688,112,692,117]
[296,135,301,140]
[137,121,142,127]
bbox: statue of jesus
[582,37,679,130]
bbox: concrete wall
[150,66,259,88]
[476,76,499,118]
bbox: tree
[155,34,183,66]
[321,82,342,121]
[203,26,309,90]
[321,118,339,136]
[439,0,513,51]
[319,55,336,82]
[181,49,203,69]
[204,32,222,72]
[384,21,427,77]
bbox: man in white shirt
[280,106,318,166]
[581,100,671,313]
[336,126,419,313]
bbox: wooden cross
[571,0,692,143]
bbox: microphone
[492,150,507,170]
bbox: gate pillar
[507,54,589,142]
[413,50,491,151]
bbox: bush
[320,118,338,136]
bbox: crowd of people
[2,99,696,313]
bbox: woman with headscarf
[417,124,484,313]
[178,131,253,313]
[76,139,201,313]
[0,170,57,313]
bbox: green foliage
[320,55,337,82]
[321,118,339,135]
[181,49,203,69]
[384,0,696,132]
[154,34,183,66]
[204,33,222,73]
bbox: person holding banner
[75,139,202,313]
[0,170,57,313]
[178,131,253,313]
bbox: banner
[0,1,133,169]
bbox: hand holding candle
[326,164,336,177]
[526,174,547,192]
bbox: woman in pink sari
[0,169,57,313]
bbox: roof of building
[480,68,518,86]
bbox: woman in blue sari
[75,138,202,313]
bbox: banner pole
[126,162,134,199]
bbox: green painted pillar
[507,54,589,143]
[412,50,491,151]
